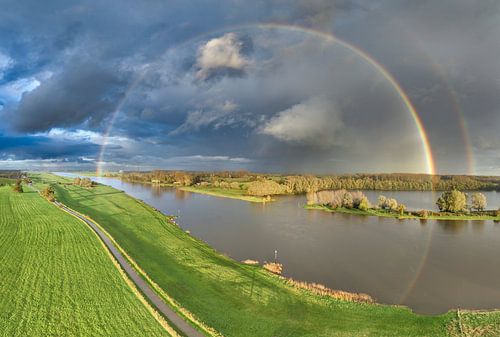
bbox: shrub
[73,177,94,188]
[351,191,367,208]
[12,179,23,193]
[229,182,241,190]
[378,195,387,209]
[417,209,429,218]
[40,186,55,202]
[358,197,371,211]
[378,195,398,211]
[342,192,353,208]
[397,204,406,215]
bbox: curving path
[54,201,206,337]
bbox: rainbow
[96,23,437,176]
[405,30,475,175]
[95,67,149,176]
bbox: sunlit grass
[179,185,268,202]
[0,185,170,336]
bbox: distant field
[179,185,268,202]
[0,185,170,336]
[0,178,15,186]
[42,173,465,337]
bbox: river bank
[39,172,468,336]
[305,205,500,221]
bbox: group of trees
[280,174,498,193]
[40,186,55,202]
[436,191,487,212]
[73,177,94,188]
[307,190,412,215]
[307,188,491,216]
[377,196,407,215]
[306,190,371,211]
[247,180,286,197]
[120,170,500,193]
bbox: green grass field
[179,186,268,203]
[0,177,15,186]
[0,185,171,337]
[38,173,468,337]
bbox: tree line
[121,170,500,194]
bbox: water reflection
[174,188,191,200]
[438,220,469,234]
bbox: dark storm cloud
[8,61,130,132]
[0,0,498,173]
[0,133,99,160]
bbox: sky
[0,0,499,175]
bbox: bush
[397,204,406,215]
[358,197,371,211]
[12,179,23,193]
[73,177,94,188]
[417,209,429,218]
[342,192,353,208]
[229,182,241,189]
[378,195,398,211]
[40,186,55,202]
[351,191,367,208]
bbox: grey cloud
[261,97,343,147]
[8,61,129,132]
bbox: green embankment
[0,185,170,336]
[39,173,464,337]
[179,186,268,203]
[305,205,500,221]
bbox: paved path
[55,201,206,337]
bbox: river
[56,173,500,314]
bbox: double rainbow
[97,23,438,176]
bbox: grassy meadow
[179,185,269,203]
[0,185,171,336]
[38,173,468,337]
[0,177,15,186]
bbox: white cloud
[171,155,253,163]
[0,53,13,79]
[41,128,131,146]
[0,77,40,102]
[260,96,343,146]
[196,33,248,79]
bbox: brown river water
[57,173,500,314]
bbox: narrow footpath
[54,201,207,337]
